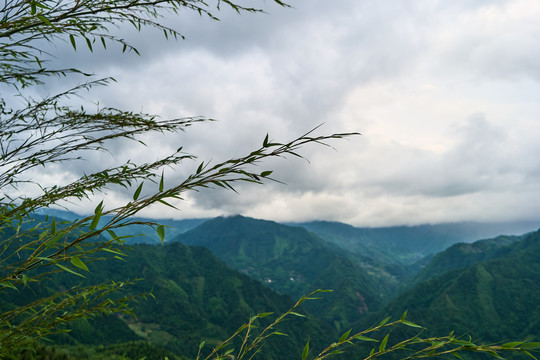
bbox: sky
[24,0,540,226]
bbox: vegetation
[379,229,540,343]
[174,215,385,330]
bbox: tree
[0,0,355,356]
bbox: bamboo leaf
[378,317,391,326]
[290,311,306,318]
[379,334,389,352]
[302,341,309,360]
[522,350,538,360]
[401,320,423,328]
[156,225,165,244]
[133,183,143,200]
[89,212,101,231]
[400,310,408,321]
[352,335,378,342]
[70,257,89,272]
[55,263,84,278]
[339,329,351,343]
[45,233,63,248]
[502,341,526,348]
[159,171,164,191]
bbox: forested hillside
[0,237,333,360]
[374,229,540,342]
[10,211,540,359]
[173,215,386,330]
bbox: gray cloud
[21,0,540,226]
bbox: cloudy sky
[33,0,540,226]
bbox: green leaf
[197,162,204,174]
[521,343,540,350]
[159,171,164,192]
[45,233,63,248]
[522,350,538,360]
[102,248,126,256]
[51,217,56,235]
[452,351,464,359]
[157,199,179,210]
[502,341,526,348]
[379,334,389,352]
[156,225,165,244]
[263,134,269,147]
[94,200,104,214]
[261,170,273,177]
[55,263,84,278]
[0,282,16,289]
[400,310,408,321]
[378,316,391,327]
[401,320,422,328]
[133,183,143,201]
[257,312,273,318]
[85,37,93,52]
[339,329,351,343]
[70,257,89,272]
[290,311,306,318]
[89,213,101,231]
[352,335,378,342]
[302,341,309,360]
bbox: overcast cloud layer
[34,0,540,226]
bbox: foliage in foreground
[194,290,540,360]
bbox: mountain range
[5,211,540,359]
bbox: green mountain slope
[1,241,333,360]
[412,234,524,284]
[172,215,385,330]
[375,229,540,342]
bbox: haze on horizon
[24,0,540,227]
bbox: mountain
[1,241,333,360]
[374,229,540,342]
[172,215,386,330]
[292,220,540,265]
[411,234,525,284]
